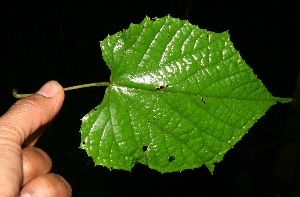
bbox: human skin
[0,81,72,197]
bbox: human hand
[0,81,72,197]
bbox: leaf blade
[80,15,291,173]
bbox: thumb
[0,80,65,197]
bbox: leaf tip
[205,163,215,174]
[274,97,293,104]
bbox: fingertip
[36,80,64,98]
[21,147,52,186]
[20,173,72,197]
[56,174,72,195]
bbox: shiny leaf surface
[80,15,291,173]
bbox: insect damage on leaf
[80,15,292,173]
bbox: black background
[1,0,299,196]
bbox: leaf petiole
[12,82,111,99]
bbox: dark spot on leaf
[142,146,148,152]
[156,86,164,91]
[156,85,169,91]
[168,156,175,162]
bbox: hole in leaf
[201,97,206,104]
[157,86,164,91]
[156,85,169,91]
[142,146,148,152]
[168,156,175,162]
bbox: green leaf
[80,15,292,173]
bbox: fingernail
[36,81,59,97]
[20,193,31,197]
